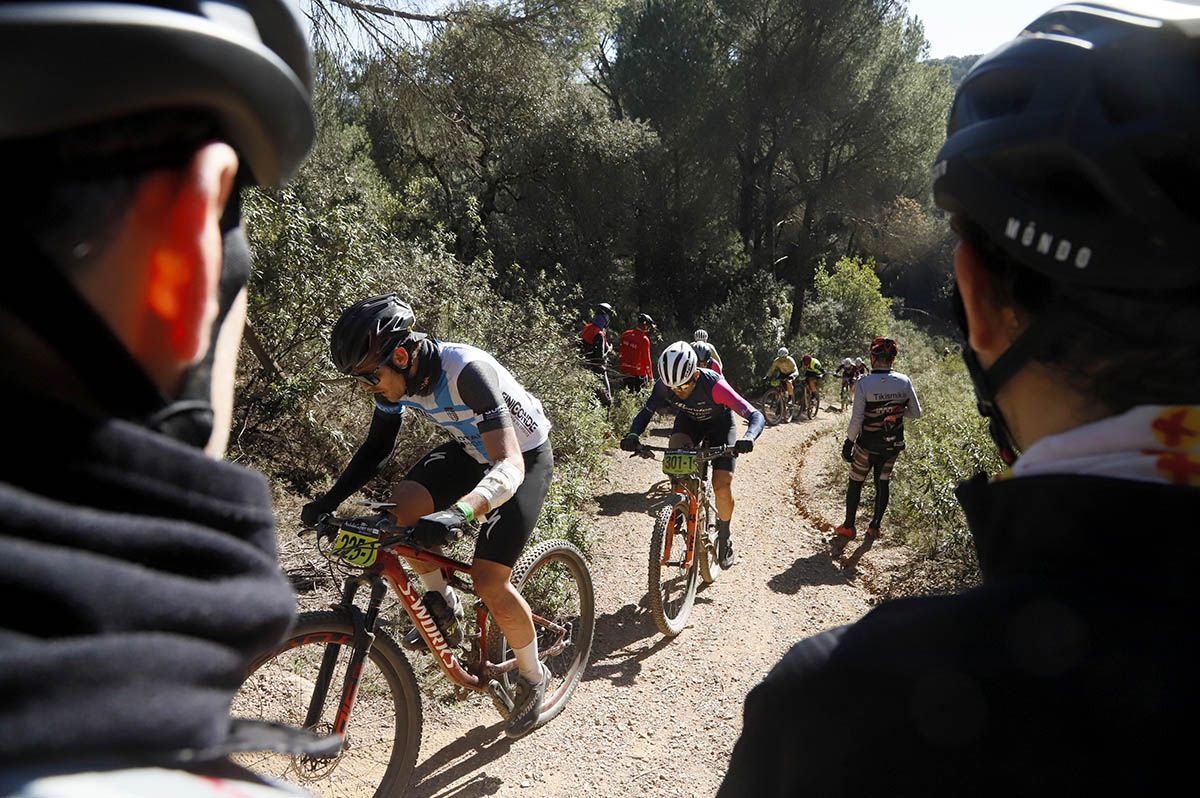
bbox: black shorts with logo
[671,412,738,473]
[401,440,553,568]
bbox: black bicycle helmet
[596,302,615,317]
[331,294,417,376]
[932,0,1200,295]
[637,312,655,326]
[0,0,314,187]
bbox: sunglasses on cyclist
[353,367,381,387]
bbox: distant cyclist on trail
[690,328,724,374]
[764,347,799,415]
[800,354,825,411]
[579,302,616,406]
[621,342,765,569]
[303,294,555,739]
[834,337,922,542]
[618,312,656,392]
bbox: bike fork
[305,577,386,738]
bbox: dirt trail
[402,408,900,798]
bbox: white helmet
[842,357,852,366]
[777,347,789,358]
[658,341,699,387]
[693,329,708,342]
[855,357,864,365]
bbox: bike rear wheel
[230,611,422,798]
[808,388,820,418]
[487,539,595,729]
[648,502,699,636]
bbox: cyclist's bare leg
[668,432,695,448]
[473,558,536,651]
[712,469,734,522]
[388,480,440,576]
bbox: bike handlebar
[632,443,737,460]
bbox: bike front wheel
[230,611,422,798]
[698,496,721,585]
[762,389,784,426]
[648,502,700,636]
[808,390,820,418]
[487,538,595,729]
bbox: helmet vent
[959,71,1036,125]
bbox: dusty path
[403,408,895,798]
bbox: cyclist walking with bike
[618,312,656,392]
[303,294,555,739]
[621,342,765,568]
[834,337,921,543]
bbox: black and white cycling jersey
[847,369,922,453]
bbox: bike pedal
[487,679,515,714]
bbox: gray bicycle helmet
[330,294,417,376]
[0,0,314,187]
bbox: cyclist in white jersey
[835,337,921,542]
[304,294,554,739]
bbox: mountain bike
[839,375,855,412]
[760,376,794,426]
[632,443,736,636]
[230,510,594,797]
[802,375,822,419]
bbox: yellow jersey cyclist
[764,347,799,406]
[303,293,555,740]
[799,354,825,410]
[621,342,765,568]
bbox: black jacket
[719,472,1197,797]
[0,387,297,768]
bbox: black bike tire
[647,502,699,637]
[698,494,721,585]
[763,389,783,426]
[808,388,820,419]
[232,611,422,798]
[486,539,595,728]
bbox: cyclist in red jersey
[619,313,655,391]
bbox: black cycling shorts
[671,412,737,473]
[401,440,553,568]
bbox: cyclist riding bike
[835,337,922,541]
[303,294,555,740]
[620,342,765,568]
[691,328,724,374]
[837,357,858,391]
[764,347,799,412]
[854,356,868,379]
[619,312,656,391]
[800,354,825,410]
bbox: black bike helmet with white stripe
[932,0,1200,296]
[658,341,698,387]
[0,0,314,187]
[330,294,417,376]
[931,0,1200,464]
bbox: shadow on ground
[409,723,510,798]
[583,597,673,687]
[768,551,849,594]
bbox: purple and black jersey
[631,369,765,439]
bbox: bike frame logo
[396,576,457,669]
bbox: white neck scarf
[1012,405,1200,486]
